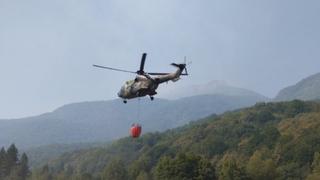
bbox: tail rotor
[183,56,192,75]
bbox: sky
[0,0,320,118]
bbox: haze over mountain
[0,85,267,149]
[275,72,320,101]
[159,80,268,100]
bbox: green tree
[155,153,215,180]
[101,159,128,180]
[16,153,30,179]
[128,156,151,180]
[246,149,277,180]
[6,144,19,173]
[285,100,309,117]
[0,145,30,180]
[5,167,24,180]
[218,153,248,180]
[276,163,304,180]
[0,147,7,178]
[31,165,52,180]
[136,171,150,180]
[306,152,320,180]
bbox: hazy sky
[1,0,320,118]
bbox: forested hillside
[32,100,320,180]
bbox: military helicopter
[93,53,188,103]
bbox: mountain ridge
[275,72,320,101]
[0,92,266,149]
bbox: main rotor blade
[93,64,136,74]
[147,72,170,75]
[147,72,188,76]
[138,53,147,74]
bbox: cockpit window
[126,80,134,85]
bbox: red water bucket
[130,124,142,138]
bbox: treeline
[32,100,320,179]
[0,144,30,180]
[30,152,214,180]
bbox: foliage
[0,144,30,180]
[101,159,128,180]
[31,101,320,180]
[217,153,248,180]
[306,152,320,180]
[246,148,277,180]
[155,153,215,180]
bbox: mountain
[36,100,320,180]
[0,92,267,149]
[275,72,320,101]
[159,80,268,100]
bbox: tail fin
[171,63,188,75]
[171,63,186,71]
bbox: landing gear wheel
[123,100,127,104]
[150,96,154,101]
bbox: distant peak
[275,72,320,101]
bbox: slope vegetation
[36,100,320,180]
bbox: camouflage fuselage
[117,67,183,99]
[117,75,158,99]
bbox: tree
[6,144,19,173]
[218,153,248,180]
[306,152,320,180]
[0,145,30,180]
[17,153,30,179]
[155,153,216,180]
[5,167,23,180]
[128,155,151,179]
[31,165,52,180]
[0,147,7,178]
[277,163,304,180]
[101,159,128,180]
[285,100,309,117]
[246,149,277,180]
[136,171,150,180]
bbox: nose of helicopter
[117,86,125,98]
[117,90,123,98]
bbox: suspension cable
[137,97,141,123]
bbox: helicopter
[93,53,189,103]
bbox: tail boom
[155,63,187,84]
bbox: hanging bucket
[130,124,142,138]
